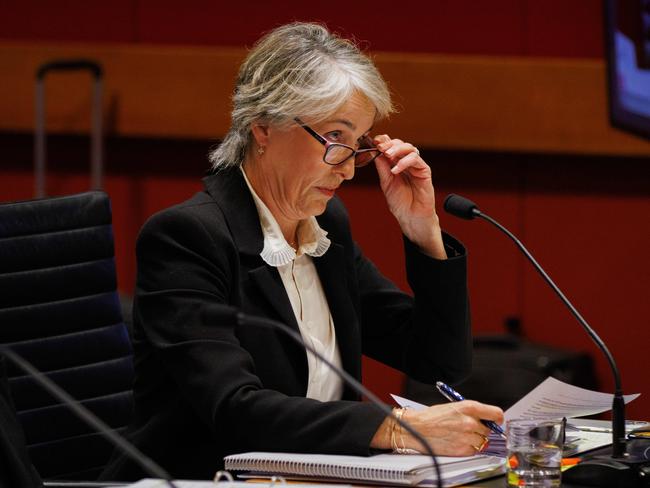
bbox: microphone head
[443,194,479,220]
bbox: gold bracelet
[391,407,411,454]
[390,407,401,451]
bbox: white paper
[390,393,428,411]
[392,376,640,422]
[504,376,640,421]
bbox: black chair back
[0,357,43,488]
[0,192,133,480]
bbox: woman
[103,22,503,481]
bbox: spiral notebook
[117,479,352,488]
[224,452,505,487]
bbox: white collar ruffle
[241,168,331,267]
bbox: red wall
[2,0,649,419]
[1,0,603,57]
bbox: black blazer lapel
[248,265,309,393]
[203,169,308,390]
[203,169,262,257]
[247,266,299,333]
[203,169,301,331]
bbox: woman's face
[249,92,376,224]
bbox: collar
[240,167,331,267]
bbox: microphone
[442,194,479,220]
[0,345,179,488]
[443,193,649,487]
[235,310,444,488]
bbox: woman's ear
[251,122,271,148]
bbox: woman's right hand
[370,400,504,456]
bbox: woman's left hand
[374,135,447,259]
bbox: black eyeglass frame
[294,117,381,167]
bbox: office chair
[0,191,134,481]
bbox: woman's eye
[325,131,343,142]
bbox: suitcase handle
[34,59,104,198]
[36,59,103,80]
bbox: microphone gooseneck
[443,194,626,456]
[238,312,444,488]
[476,209,626,455]
[442,193,643,487]
[0,346,179,488]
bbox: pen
[436,381,507,439]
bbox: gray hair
[209,22,394,170]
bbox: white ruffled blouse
[240,168,343,402]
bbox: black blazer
[102,168,471,481]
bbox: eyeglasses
[294,118,381,167]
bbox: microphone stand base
[562,453,650,488]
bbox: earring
[257,146,265,156]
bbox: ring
[473,435,489,452]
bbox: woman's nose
[334,157,355,181]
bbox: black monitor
[605,0,650,141]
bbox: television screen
[605,0,650,140]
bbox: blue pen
[436,381,506,439]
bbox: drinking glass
[506,419,564,487]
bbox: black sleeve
[354,231,472,386]
[133,205,386,457]
[315,196,471,386]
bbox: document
[392,376,640,422]
[503,376,640,421]
[392,376,641,457]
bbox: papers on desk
[392,376,642,458]
[504,376,640,421]
[392,376,640,423]
[479,424,614,458]
[224,452,505,487]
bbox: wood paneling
[0,42,242,140]
[1,41,649,156]
[374,52,650,155]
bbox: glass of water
[506,419,564,487]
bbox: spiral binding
[213,469,287,487]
